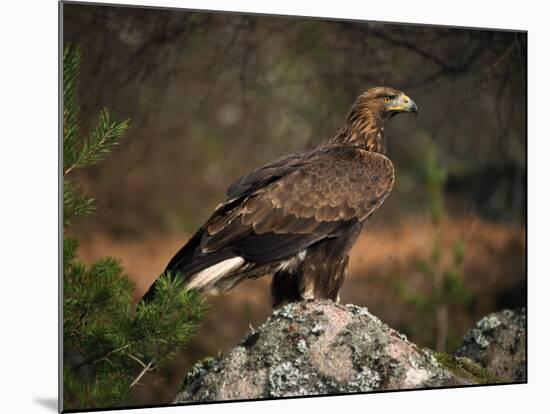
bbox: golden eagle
[143,87,418,306]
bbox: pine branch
[63,177,95,226]
[63,44,81,170]
[62,44,207,410]
[62,43,130,227]
[64,109,130,175]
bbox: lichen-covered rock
[175,300,495,403]
[455,308,526,382]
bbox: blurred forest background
[63,3,526,405]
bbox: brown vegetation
[76,215,525,404]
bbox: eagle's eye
[383,96,393,103]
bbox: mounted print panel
[60,1,526,412]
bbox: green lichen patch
[434,352,502,384]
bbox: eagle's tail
[141,255,244,302]
[140,228,244,302]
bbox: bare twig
[462,41,518,104]
[371,29,450,69]
[127,352,148,368]
[130,361,154,388]
[73,344,131,370]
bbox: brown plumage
[143,86,418,307]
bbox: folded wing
[163,145,394,292]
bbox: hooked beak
[389,94,418,116]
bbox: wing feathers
[164,145,394,294]
[201,218,249,253]
[200,146,393,257]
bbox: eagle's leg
[271,264,346,307]
[270,238,353,307]
[298,243,350,303]
[298,267,317,301]
[270,268,321,307]
[298,260,347,303]
[271,270,302,307]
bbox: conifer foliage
[62,44,209,410]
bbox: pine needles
[62,43,208,410]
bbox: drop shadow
[34,397,58,412]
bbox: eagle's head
[334,86,419,152]
[354,86,418,119]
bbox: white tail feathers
[186,256,244,291]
